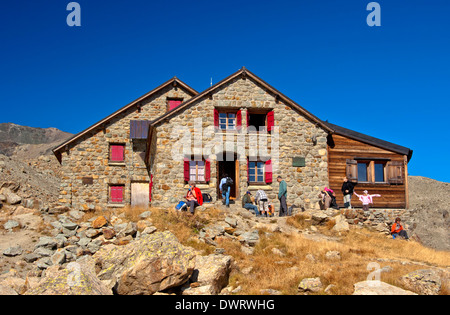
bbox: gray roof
[324,121,413,162]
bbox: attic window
[167,98,183,111]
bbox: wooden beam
[404,155,410,209]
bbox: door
[131,182,150,207]
[217,158,238,199]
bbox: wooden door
[131,182,150,207]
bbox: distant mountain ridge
[0,123,72,145]
[0,123,73,158]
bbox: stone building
[53,67,413,211]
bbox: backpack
[202,193,213,203]
[225,177,234,187]
[175,201,187,211]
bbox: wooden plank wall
[328,134,407,209]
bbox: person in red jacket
[186,181,203,215]
[391,217,409,240]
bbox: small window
[248,161,265,183]
[167,98,183,111]
[189,160,205,182]
[109,185,124,203]
[110,144,125,163]
[219,112,236,131]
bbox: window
[109,185,124,203]
[374,163,385,183]
[248,159,272,184]
[347,159,392,184]
[184,158,211,183]
[190,160,205,182]
[219,112,236,130]
[110,144,125,163]
[357,162,369,182]
[247,110,275,133]
[214,109,241,131]
[248,161,265,183]
[167,98,183,111]
[248,113,267,132]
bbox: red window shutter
[149,174,153,202]
[267,111,274,132]
[110,186,123,203]
[247,159,249,181]
[205,159,211,182]
[110,145,124,162]
[214,108,219,130]
[236,110,242,131]
[184,158,190,182]
[168,100,182,111]
[265,159,273,184]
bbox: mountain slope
[0,123,72,158]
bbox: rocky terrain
[0,124,448,295]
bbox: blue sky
[1,1,449,182]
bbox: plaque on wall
[292,157,306,167]
[82,177,94,185]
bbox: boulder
[182,254,233,295]
[353,281,417,295]
[1,188,22,205]
[3,246,23,257]
[94,231,196,295]
[298,277,323,293]
[310,211,329,225]
[25,259,112,295]
[332,215,350,232]
[3,220,20,230]
[238,230,260,247]
[399,269,442,295]
[92,216,108,229]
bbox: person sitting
[241,191,260,216]
[391,217,409,240]
[255,189,270,217]
[185,181,203,215]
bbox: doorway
[217,156,239,200]
[131,182,150,208]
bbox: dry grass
[78,207,450,295]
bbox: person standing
[219,173,231,207]
[277,176,288,217]
[255,189,270,217]
[341,177,356,209]
[354,190,381,211]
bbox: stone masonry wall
[59,84,193,211]
[150,76,329,210]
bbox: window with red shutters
[110,185,124,203]
[110,144,125,162]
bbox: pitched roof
[324,121,413,161]
[53,77,198,161]
[148,67,334,133]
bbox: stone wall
[150,76,329,210]
[59,84,194,211]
